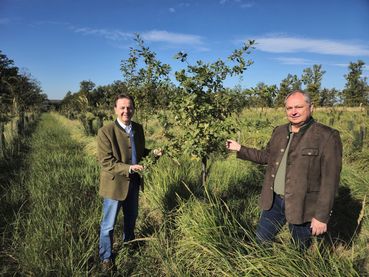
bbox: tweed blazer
[237,119,342,224]
[97,120,147,201]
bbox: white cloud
[253,35,369,56]
[220,0,254,8]
[274,57,315,65]
[169,7,176,13]
[332,63,349,68]
[71,27,203,46]
[141,30,204,45]
[70,26,207,50]
[73,27,133,41]
[241,2,254,8]
[333,63,369,71]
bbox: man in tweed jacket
[97,94,149,271]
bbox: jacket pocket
[301,148,319,156]
[301,148,320,192]
[101,171,115,181]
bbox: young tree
[342,60,368,106]
[320,88,338,107]
[120,34,171,122]
[0,51,19,122]
[275,74,301,107]
[163,41,255,186]
[301,64,325,106]
[250,82,277,108]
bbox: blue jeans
[99,179,140,261]
[256,194,312,251]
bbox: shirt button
[270,187,273,190]
[271,174,275,178]
[275,162,279,165]
[280,149,285,152]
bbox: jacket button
[280,148,284,152]
[270,186,273,190]
[275,161,279,165]
[271,174,275,178]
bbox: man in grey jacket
[227,90,342,250]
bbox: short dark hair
[284,90,312,106]
[114,94,135,109]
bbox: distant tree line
[0,50,47,123]
[236,61,368,108]
[60,56,368,124]
[0,50,47,157]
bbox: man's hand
[226,139,241,152]
[153,148,163,157]
[130,164,144,172]
[310,217,327,236]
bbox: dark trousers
[255,194,312,251]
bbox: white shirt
[116,118,132,134]
[116,118,135,171]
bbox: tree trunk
[0,122,5,159]
[201,157,207,187]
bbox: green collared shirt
[273,117,315,195]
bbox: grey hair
[284,90,312,106]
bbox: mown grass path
[2,113,101,275]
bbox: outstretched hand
[153,148,163,157]
[226,139,241,152]
[130,164,144,172]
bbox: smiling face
[285,92,313,130]
[114,97,134,125]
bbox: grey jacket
[237,119,342,224]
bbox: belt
[275,193,284,199]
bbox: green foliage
[0,50,46,123]
[2,113,100,275]
[120,33,172,121]
[162,41,255,185]
[275,73,301,107]
[342,60,368,106]
[301,64,326,106]
[320,87,338,106]
[245,82,278,107]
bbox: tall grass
[5,113,101,275]
[1,107,368,276]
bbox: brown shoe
[101,259,114,273]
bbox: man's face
[285,93,313,126]
[114,98,134,125]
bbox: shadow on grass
[325,186,364,247]
[217,165,264,241]
[0,120,38,273]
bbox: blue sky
[1,0,369,100]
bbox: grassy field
[0,108,368,276]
